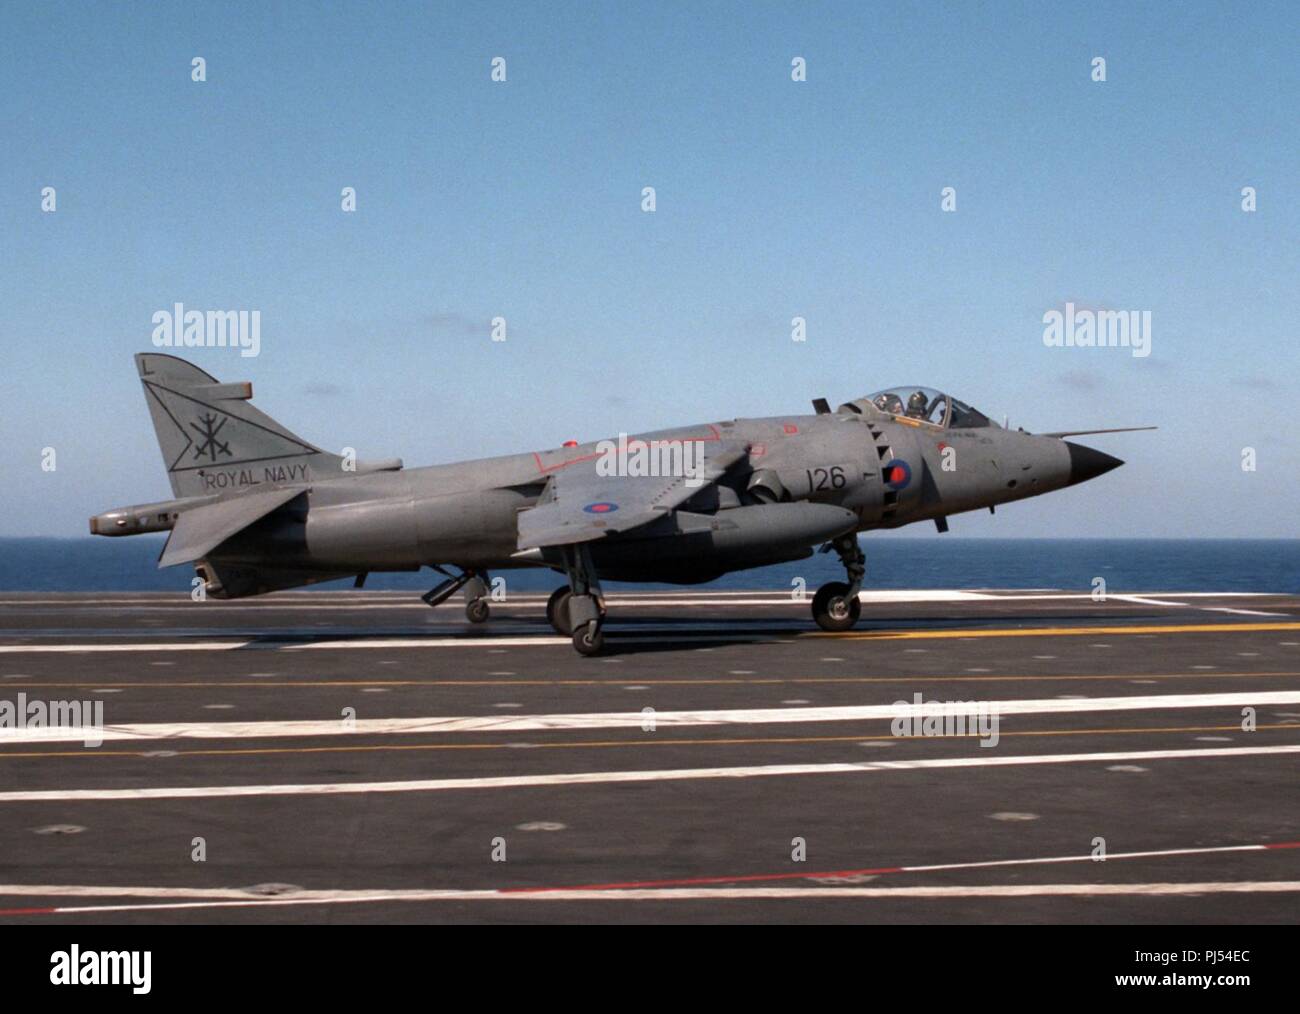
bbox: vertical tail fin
[136,353,343,498]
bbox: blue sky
[2,1,1296,537]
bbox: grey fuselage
[189,401,1083,594]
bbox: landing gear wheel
[466,599,490,624]
[812,581,861,632]
[546,586,572,635]
[572,621,604,656]
[561,545,606,655]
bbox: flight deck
[0,589,1297,924]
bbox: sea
[1,538,1296,595]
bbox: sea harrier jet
[91,355,1148,654]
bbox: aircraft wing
[517,442,748,550]
[158,486,304,568]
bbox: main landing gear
[546,586,572,635]
[811,535,865,632]
[558,544,606,656]
[422,567,492,624]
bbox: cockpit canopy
[840,387,995,429]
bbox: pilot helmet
[907,390,928,413]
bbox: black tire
[572,622,604,656]
[466,598,490,624]
[546,586,572,635]
[812,581,861,632]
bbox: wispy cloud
[426,312,482,338]
[1056,369,1104,391]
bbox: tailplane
[136,353,344,498]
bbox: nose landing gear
[560,544,606,655]
[572,620,604,656]
[812,535,865,632]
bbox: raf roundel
[583,501,619,514]
[884,460,912,489]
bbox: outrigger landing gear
[422,566,492,623]
[812,534,865,632]
[546,586,572,635]
[560,544,606,656]
[463,572,491,623]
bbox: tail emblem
[190,412,233,462]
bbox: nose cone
[1065,441,1124,485]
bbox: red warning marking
[562,440,578,448]
[8,840,1299,914]
[501,839,1300,895]
[502,865,903,893]
[783,423,798,434]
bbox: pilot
[874,393,904,415]
[906,390,929,419]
